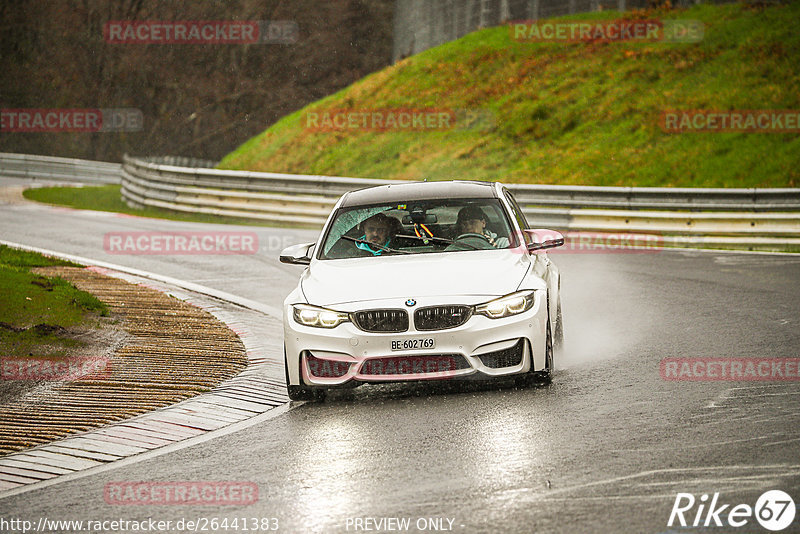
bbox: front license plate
[391,338,435,351]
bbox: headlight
[292,304,350,328]
[474,290,537,319]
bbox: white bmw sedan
[280,181,564,401]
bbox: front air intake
[477,339,525,369]
[351,309,409,333]
[414,305,472,331]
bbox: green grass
[0,245,108,360]
[0,245,80,270]
[220,1,800,187]
[22,185,128,214]
[22,185,303,227]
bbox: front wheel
[284,348,326,401]
[531,313,553,383]
[517,313,553,387]
[287,384,325,402]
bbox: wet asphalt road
[1,182,800,533]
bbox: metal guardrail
[2,153,797,251]
[509,183,800,212]
[134,155,218,169]
[121,155,800,212]
[119,155,800,251]
[0,152,122,184]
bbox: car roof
[340,180,499,207]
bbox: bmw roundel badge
[405,298,416,307]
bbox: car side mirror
[524,229,565,252]
[280,242,315,265]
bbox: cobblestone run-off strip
[0,265,288,493]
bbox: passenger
[447,206,509,250]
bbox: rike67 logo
[668,490,796,531]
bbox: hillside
[219,1,800,187]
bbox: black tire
[284,348,325,402]
[287,384,325,402]
[531,313,553,383]
[518,304,553,386]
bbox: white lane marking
[691,412,797,428]
[702,384,800,409]
[729,391,800,398]
[763,436,800,447]
[492,465,800,503]
[608,432,788,453]
[544,465,800,495]
[534,494,703,502]
[536,469,800,502]
[726,383,800,391]
[637,473,798,487]
[0,239,282,318]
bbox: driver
[355,213,396,256]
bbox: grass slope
[220,2,800,187]
[0,246,108,359]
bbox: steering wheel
[455,232,490,242]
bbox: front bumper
[283,294,548,387]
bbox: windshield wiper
[395,233,485,251]
[340,235,411,254]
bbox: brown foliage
[0,0,393,162]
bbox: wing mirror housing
[280,242,315,265]
[524,229,565,252]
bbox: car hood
[300,250,532,307]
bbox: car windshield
[318,198,517,260]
